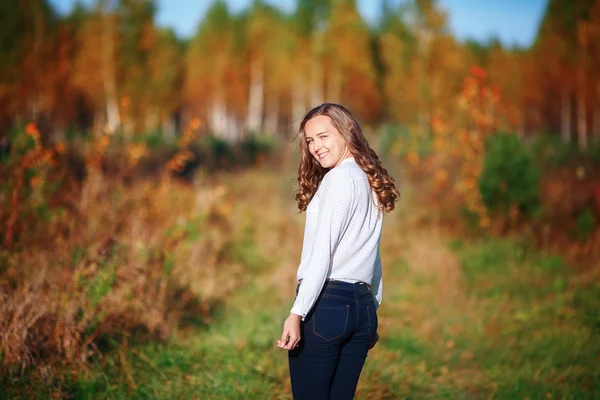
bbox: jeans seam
[366,305,373,341]
[354,287,359,330]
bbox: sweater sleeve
[290,171,355,320]
[371,249,383,309]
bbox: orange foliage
[0,119,246,383]
[5,123,59,247]
[427,65,503,227]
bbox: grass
[3,168,599,399]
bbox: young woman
[276,103,399,399]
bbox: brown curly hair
[295,103,400,214]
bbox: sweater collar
[338,156,355,166]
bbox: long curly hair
[295,103,400,214]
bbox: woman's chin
[315,157,330,168]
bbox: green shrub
[202,135,234,168]
[530,133,578,167]
[378,124,430,159]
[589,141,600,164]
[141,130,170,149]
[378,124,407,158]
[573,208,596,241]
[478,133,540,218]
[237,134,276,165]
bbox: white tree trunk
[102,10,120,134]
[561,84,571,143]
[226,114,242,141]
[247,55,264,134]
[265,95,279,135]
[210,95,227,138]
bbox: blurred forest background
[1,0,600,398]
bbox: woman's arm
[371,249,383,309]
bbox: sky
[49,0,548,48]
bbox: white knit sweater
[290,157,383,320]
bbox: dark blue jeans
[288,280,378,400]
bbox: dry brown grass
[220,167,305,301]
[0,162,249,383]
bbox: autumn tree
[324,0,381,122]
[186,1,245,139]
[0,0,59,135]
[146,28,184,137]
[116,0,157,134]
[380,0,464,131]
[242,1,288,135]
[534,0,598,149]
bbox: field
[3,1,600,398]
[3,162,598,400]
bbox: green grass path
[11,171,599,399]
[67,227,599,399]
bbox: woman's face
[304,115,350,169]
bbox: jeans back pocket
[312,304,350,341]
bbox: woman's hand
[277,313,302,351]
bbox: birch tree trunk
[102,10,120,134]
[210,94,227,138]
[265,95,279,135]
[226,114,240,141]
[247,55,264,134]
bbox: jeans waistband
[297,279,371,292]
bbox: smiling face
[303,115,351,169]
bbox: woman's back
[298,157,382,288]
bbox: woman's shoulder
[334,159,368,182]
[319,162,368,199]
[322,162,355,186]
